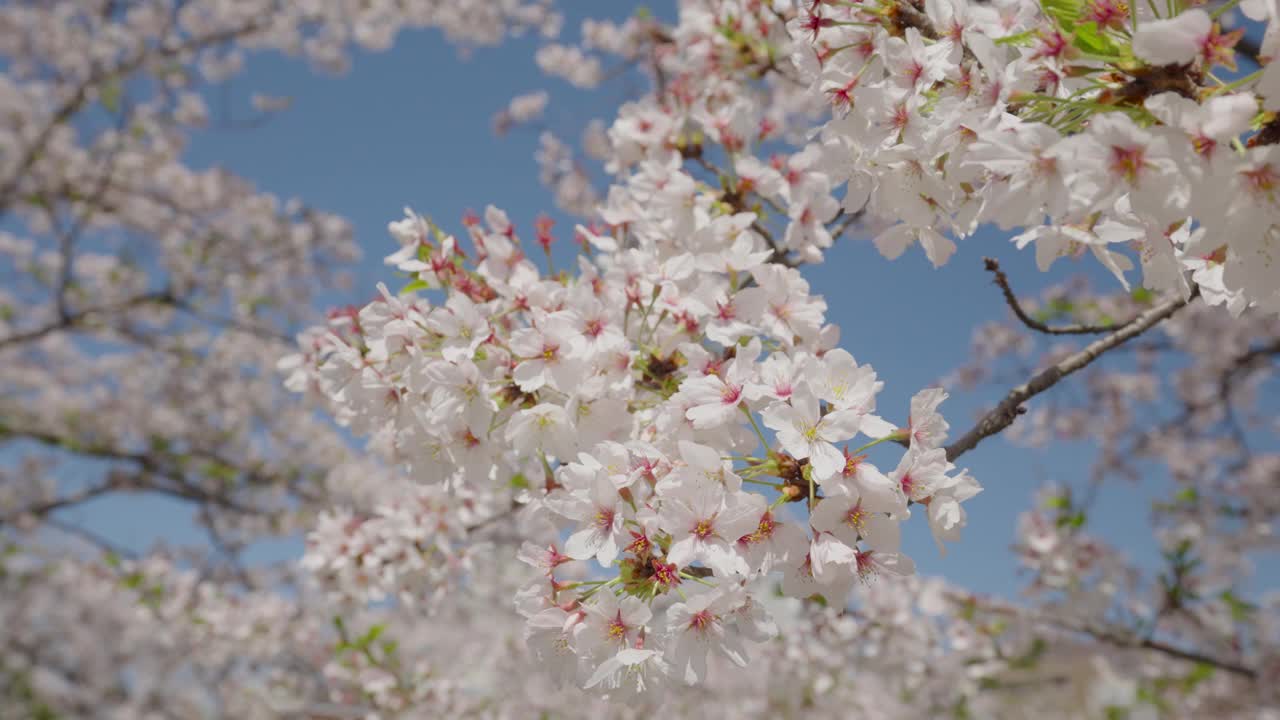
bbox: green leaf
[1062,510,1086,529]
[203,461,238,485]
[100,78,122,113]
[1181,662,1214,692]
[1131,287,1155,304]
[355,623,386,650]
[1034,297,1076,322]
[508,473,530,490]
[399,278,431,295]
[1072,22,1123,58]
[1044,495,1071,510]
[995,29,1038,46]
[23,193,50,211]
[1009,637,1047,669]
[1040,0,1085,30]
[1220,590,1257,621]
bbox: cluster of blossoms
[529,0,1280,314]
[285,188,982,694]
[0,550,338,718]
[285,0,1280,703]
[788,0,1280,312]
[300,480,497,607]
[956,277,1280,634]
[5,0,1280,714]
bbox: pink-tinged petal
[679,440,720,471]
[809,495,851,535]
[1132,10,1210,66]
[859,414,897,439]
[687,403,733,429]
[760,403,798,434]
[919,227,957,268]
[790,386,821,426]
[809,441,845,481]
[863,514,901,553]
[928,497,966,555]
[717,494,767,539]
[817,409,863,442]
[682,377,726,405]
[810,534,855,582]
[667,537,698,568]
[702,541,749,576]
[875,551,916,576]
[856,464,908,516]
[775,428,810,459]
[565,527,605,561]
[512,359,547,392]
[597,533,621,566]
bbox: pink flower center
[607,615,629,641]
[905,61,924,86]
[1109,145,1147,184]
[693,518,716,539]
[855,550,877,579]
[844,502,867,532]
[900,473,915,497]
[689,610,715,631]
[1191,134,1216,158]
[720,383,743,405]
[652,561,680,587]
[740,513,776,546]
[594,508,615,531]
[1243,164,1280,197]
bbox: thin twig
[0,291,175,349]
[947,286,1197,462]
[984,257,1140,335]
[951,591,1257,679]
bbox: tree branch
[0,291,176,349]
[0,480,122,525]
[0,288,291,349]
[0,425,265,517]
[984,257,1139,335]
[947,287,1197,462]
[952,591,1258,679]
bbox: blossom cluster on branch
[284,193,983,694]
[2,0,1280,716]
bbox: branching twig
[947,286,1197,462]
[828,209,863,243]
[953,591,1258,679]
[0,289,290,349]
[0,291,176,349]
[0,425,264,517]
[984,257,1140,335]
[0,480,122,526]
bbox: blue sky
[57,2,1275,601]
